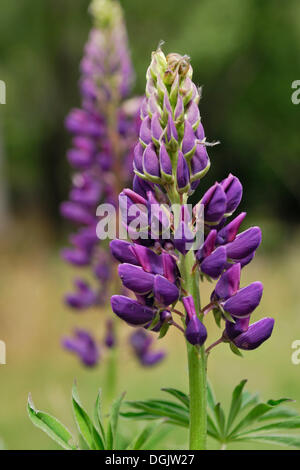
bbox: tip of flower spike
[89,0,123,29]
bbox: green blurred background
[0,0,300,450]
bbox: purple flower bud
[223,281,263,318]
[111,295,155,326]
[173,221,194,254]
[67,149,93,169]
[132,175,154,199]
[140,116,152,146]
[213,263,241,300]
[162,252,178,283]
[159,143,173,180]
[62,329,100,367]
[220,174,243,215]
[131,244,163,274]
[110,240,139,265]
[200,246,227,279]
[176,151,190,191]
[143,143,161,180]
[133,142,144,174]
[130,329,165,366]
[190,144,210,181]
[185,316,207,346]
[231,318,274,350]
[153,275,179,306]
[60,202,95,225]
[65,279,97,309]
[196,122,205,140]
[201,183,227,224]
[174,95,184,121]
[226,227,262,260]
[182,295,197,320]
[141,350,165,366]
[182,121,197,159]
[118,263,155,294]
[186,101,200,128]
[61,247,90,266]
[217,212,247,245]
[166,115,178,144]
[196,229,217,263]
[151,112,163,144]
[225,317,250,340]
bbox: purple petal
[111,295,155,326]
[223,281,263,318]
[233,318,274,350]
[154,275,179,306]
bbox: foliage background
[0,0,300,450]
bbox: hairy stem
[180,251,207,450]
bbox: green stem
[180,251,207,450]
[106,346,117,400]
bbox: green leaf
[241,391,260,410]
[126,421,163,450]
[229,342,243,357]
[106,392,125,450]
[234,433,300,448]
[158,322,170,339]
[27,394,76,450]
[161,388,189,409]
[212,308,222,328]
[207,414,220,439]
[229,402,283,438]
[267,398,293,406]
[124,400,189,427]
[207,380,217,412]
[258,407,299,421]
[94,390,106,446]
[226,379,247,434]
[72,383,104,450]
[214,403,226,438]
[237,418,300,435]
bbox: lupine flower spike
[61,0,165,369]
[110,46,275,450]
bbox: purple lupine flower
[183,296,207,346]
[130,329,166,366]
[225,317,274,350]
[110,46,274,354]
[62,329,100,367]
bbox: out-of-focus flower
[62,329,100,367]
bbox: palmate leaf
[123,380,300,449]
[27,394,76,450]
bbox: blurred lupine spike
[61,0,139,313]
[60,1,168,369]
